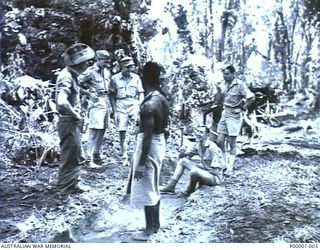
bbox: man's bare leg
[161,158,196,193]
[119,131,126,155]
[87,128,98,161]
[217,133,228,170]
[181,167,222,197]
[226,135,237,173]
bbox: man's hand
[243,97,255,111]
[178,147,188,159]
[178,152,187,159]
[110,111,115,120]
[97,89,109,95]
[74,112,82,121]
[134,170,144,180]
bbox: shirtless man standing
[130,62,170,241]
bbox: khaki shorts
[217,109,243,137]
[115,99,139,131]
[191,166,222,186]
[116,111,137,131]
[88,107,108,129]
[115,98,139,131]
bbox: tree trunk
[301,33,313,88]
[209,0,215,69]
[218,17,227,62]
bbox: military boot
[92,153,103,165]
[160,178,178,194]
[178,174,198,197]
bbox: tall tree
[300,0,320,88]
[273,9,290,90]
[217,0,238,62]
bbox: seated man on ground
[161,126,224,197]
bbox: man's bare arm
[138,101,155,166]
[243,97,255,110]
[57,91,81,120]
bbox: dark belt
[116,96,136,100]
[58,114,80,122]
[97,90,109,95]
[224,100,243,109]
[224,104,241,109]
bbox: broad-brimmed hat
[63,43,95,66]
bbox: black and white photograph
[0,0,320,246]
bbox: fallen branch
[253,111,294,118]
[0,127,30,135]
[267,140,320,150]
[36,149,49,169]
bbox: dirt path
[153,150,320,243]
[81,194,185,243]
[1,117,320,243]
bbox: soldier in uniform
[109,57,144,164]
[55,43,95,193]
[216,65,255,174]
[78,50,112,166]
[160,126,224,196]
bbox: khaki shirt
[182,138,224,171]
[56,67,81,116]
[78,63,111,110]
[219,79,254,112]
[110,72,143,99]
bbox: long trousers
[57,117,82,191]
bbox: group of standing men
[54,42,255,241]
[55,43,141,192]
[78,50,143,166]
[55,43,170,241]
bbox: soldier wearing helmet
[55,43,95,194]
[78,50,112,167]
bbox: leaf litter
[0,117,320,243]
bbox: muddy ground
[0,115,320,243]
